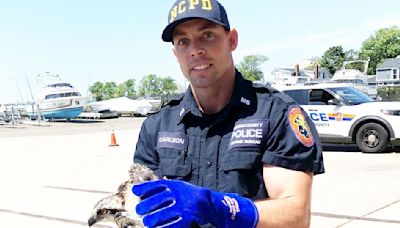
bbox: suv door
[306,89,349,138]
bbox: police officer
[132,0,324,227]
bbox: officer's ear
[172,47,179,62]
[228,28,238,51]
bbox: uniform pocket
[219,148,264,198]
[221,148,261,171]
[158,148,192,178]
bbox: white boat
[136,96,162,110]
[87,97,153,116]
[32,82,87,120]
[330,60,377,98]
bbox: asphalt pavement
[0,117,399,228]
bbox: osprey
[88,163,158,228]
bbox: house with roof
[376,56,400,85]
[271,62,332,85]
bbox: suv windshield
[329,87,373,105]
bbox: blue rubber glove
[132,179,258,228]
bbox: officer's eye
[176,38,189,46]
[202,31,215,40]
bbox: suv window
[282,89,309,105]
[283,88,337,105]
[329,87,373,105]
[310,89,335,105]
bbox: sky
[0,0,399,104]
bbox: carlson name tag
[157,132,188,151]
[229,120,269,149]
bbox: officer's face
[172,19,238,89]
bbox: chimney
[294,64,300,76]
[314,63,319,79]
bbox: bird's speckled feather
[88,163,158,228]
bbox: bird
[88,163,158,228]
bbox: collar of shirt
[230,70,256,111]
[176,70,256,124]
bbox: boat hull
[41,107,84,119]
[38,97,87,119]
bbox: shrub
[377,86,400,101]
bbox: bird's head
[129,163,158,184]
[88,194,124,227]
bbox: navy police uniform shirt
[134,70,324,200]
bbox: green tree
[359,26,400,74]
[115,83,126,98]
[102,81,117,100]
[138,74,163,97]
[318,46,346,75]
[124,79,137,98]
[345,49,359,60]
[138,75,178,97]
[160,76,177,96]
[89,81,104,101]
[236,55,268,82]
[116,79,136,98]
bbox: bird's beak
[88,216,97,226]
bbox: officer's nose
[190,41,205,57]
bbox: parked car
[273,83,400,153]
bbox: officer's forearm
[257,165,313,228]
[254,196,311,228]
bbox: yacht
[33,82,87,120]
[330,60,377,98]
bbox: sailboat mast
[25,74,35,103]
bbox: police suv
[274,83,400,153]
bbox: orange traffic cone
[109,129,119,146]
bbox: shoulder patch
[288,105,314,147]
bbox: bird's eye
[98,209,108,215]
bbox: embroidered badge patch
[229,119,268,149]
[289,106,314,147]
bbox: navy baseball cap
[162,0,230,42]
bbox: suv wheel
[356,123,388,153]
